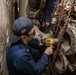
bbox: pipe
[19,0,28,17]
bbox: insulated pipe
[19,0,28,17]
[0,0,13,75]
[19,0,41,17]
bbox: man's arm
[14,50,49,75]
[28,39,41,49]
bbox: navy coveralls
[7,40,49,75]
[43,0,57,32]
[43,0,57,22]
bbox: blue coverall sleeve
[43,0,56,22]
[14,50,49,75]
[28,39,40,49]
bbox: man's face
[20,27,35,43]
[26,27,35,41]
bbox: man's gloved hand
[39,38,44,46]
[44,47,53,55]
[45,22,50,27]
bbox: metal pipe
[19,0,28,17]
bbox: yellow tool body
[41,38,58,46]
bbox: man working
[6,17,53,75]
[43,0,57,33]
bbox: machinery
[34,25,53,39]
[50,0,76,74]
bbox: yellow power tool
[41,38,58,46]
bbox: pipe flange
[54,51,68,74]
[60,26,76,55]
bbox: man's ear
[21,35,26,40]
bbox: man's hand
[44,47,53,56]
[45,22,50,27]
[39,38,44,46]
